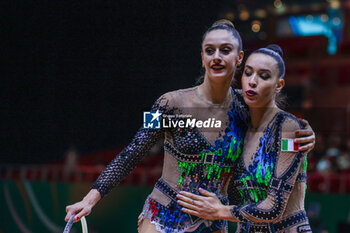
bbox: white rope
[81,216,88,233]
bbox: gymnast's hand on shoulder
[296,118,315,153]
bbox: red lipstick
[211,64,224,71]
[246,90,257,97]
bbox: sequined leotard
[92,86,248,233]
[228,111,311,233]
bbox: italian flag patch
[281,138,298,152]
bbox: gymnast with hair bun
[177,45,313,233]
[65,20,315,233]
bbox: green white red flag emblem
[281,138,298,152]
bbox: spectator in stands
[317,134,343,173]
[325,134,342,158]
[316,155,332,175]
[336,137,350,173]
[63,147,78,181]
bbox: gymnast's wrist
[217,205,233,221]
[83,189,101,206]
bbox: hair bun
[212,19,235,29]
[266,44,283,58]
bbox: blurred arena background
[1,0,350,232]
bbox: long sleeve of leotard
[91,93,173,197]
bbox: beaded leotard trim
[230,111,310,233]
[142,90,248,233]
[92,88,249,233]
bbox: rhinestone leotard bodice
[92,86,249,233]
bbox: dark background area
[2,1,227,163]
[2,0,350,165]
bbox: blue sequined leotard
[228,111,311,233]
[92,86,249,233]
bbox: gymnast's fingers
[198,188,216,197]
[177,200,201,212]
[177,194,196,205]
[295,135,315,144]
[65,204,80,222]
[298,142,315,152]
[181,207,201,217]
[298,118,309,128]
[295,130,313,137]
[74,206,92,223]
[178,191,203,201]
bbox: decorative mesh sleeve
[91,94,172,197]
[231,117,307,223]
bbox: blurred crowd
[309,134,350,174]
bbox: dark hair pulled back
[202,19,243,52]
[252,44,285,79]
[251,44,287,108]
